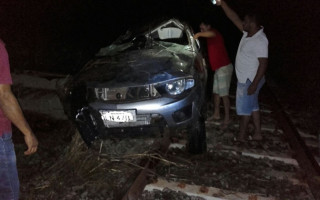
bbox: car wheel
[75,108,104,146]
[187,117,207,154]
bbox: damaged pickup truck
[60,18,208,154]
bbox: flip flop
[220,120,233,131]
[206,115,221,121]
[251,134,263,141]
[234,132,246,143]
[234,136,246,143]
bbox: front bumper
[74,87,203,145]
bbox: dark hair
[201,19,212,26]
[245,11,262,27]
[200,14,214,27]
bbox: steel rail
[121,136,171,200]
[266,85,320,199]
[121,85,320,200]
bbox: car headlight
[165,78,194,95]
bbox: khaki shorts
[213,63,233,96]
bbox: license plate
[100,110,136,122]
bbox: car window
[150,30,189,45]
[148,22,189,46]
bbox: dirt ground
[14,111,163,200]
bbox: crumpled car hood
[74,42,196,88]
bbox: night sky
[0,0,319,93]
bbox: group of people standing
[194,0,269,142]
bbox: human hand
[24,133,38,155]
[247,84,257,95]
[216,0,222,6]
[193,33,199,40]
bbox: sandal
[220,120,233,131]
[236,136,246,143]
[235,132,246,143]
[251,134,263,141]
[206,115,221,121]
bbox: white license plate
[100,110,136,122]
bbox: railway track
[120,85,320,200]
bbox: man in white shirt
[217,0,268,141]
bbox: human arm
[247,58,268,95]
[0,84,38,155]
[216,0,243,32]
[194,31,216,39]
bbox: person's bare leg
[239,115,250,141]
[252,110,262,140]
[220,95,231,130]
[221,95,230,124]
[212,93,221,119]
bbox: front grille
[94,85,161,102]
[102,114,151,128]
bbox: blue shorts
[0,133,19,200]
[236,78,265,116]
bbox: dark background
[0,0,319,116]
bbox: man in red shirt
[194,20,233,129]
[0,39,38,200]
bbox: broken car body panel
[61,19,208,147]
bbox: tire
[75,108,104,147]
[187,117,207,154]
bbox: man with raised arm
[216,0,269,141]
[0,39,38,200]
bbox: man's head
[200,23,211,32]
[242,12,262,33]
[199,20,212,32]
